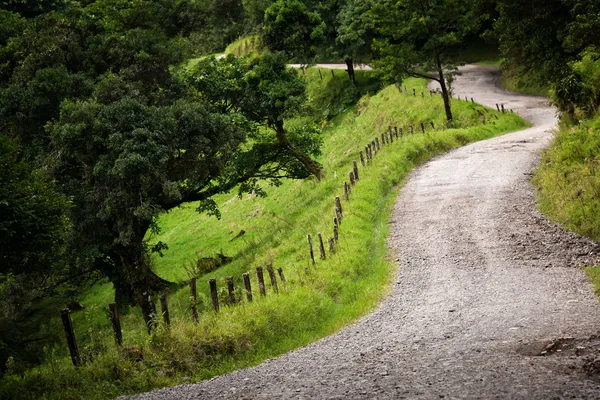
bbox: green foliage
[225,35,266,56]
[304,68,382,119]
[335,0,375,63]
[0,136,69,276]
[263,0,325,63]
[0,76,527,400]
[535,116,600,242]
[371,0,485,121]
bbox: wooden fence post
[266,265,279,294]
[399,127,403,137]
[60,308,81,366]
[335,207,342,226]
[256,267,266,296]
[471,97,474,103]
[349,171,355,186]
[318,69,323,80]
[381,133,385,146]
[277,268,286,289]
[501,104,505,113]
[335,196,343,215]
[318,233,326,260]
[430,122,435,130]
[344,181,350,201]
[421,122,425,133]
[243,273,253,302]
[331,69,335,78]
[209,278,219,312]
[421,91,424,98]
[328,237,335,254]
[353,161,359,180]
[413,88,416,96]
[143,292,159,332]
[394,126,399,139]
[307,234,315,264]
[226,276,236,305]
[334,224,339,242]
[108,302,122,346]
[159,294,170,326]
[410,124,414,134]
[375,138,380,151]
[496,103,500,111]
[360,151,365,167]
[190,278,199,324]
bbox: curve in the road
[123,65,600,399]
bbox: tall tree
[336,0,375,83]
[371,0,484,122]
[189,54,324,179]
[263,0,325,64]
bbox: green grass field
[0,69,528,400]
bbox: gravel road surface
[122,65,600,399]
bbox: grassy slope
[0,70,528,400]
[534,116,600,289]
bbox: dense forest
[2,0,600,398]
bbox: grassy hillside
[534,116,600,291]
[0,70,528,400]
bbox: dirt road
[123,65,600,399]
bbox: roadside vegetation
[4,0,600,398]
[0,70,527,399]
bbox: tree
[371,0,484,122]
[263,0,326,64]
[189,53,324,179]
[0,135,69,278]
[336,0,375,83]
[493,0,572,86]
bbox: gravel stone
[119,66,600,399]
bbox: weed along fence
[59,264,288,367]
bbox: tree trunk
[115,246,171,327]
[274,120,323,180]
[436,57,453,122]
[345,58,355,84]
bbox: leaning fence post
[360,151,365,167]
[243,273,253,302]
[159,294,170,326]
[335,196,343,215]
[307,234,315,264]
[226,276,236,305]
[496,103,500,111]
[318,233,326,260]
[209,278,219,312]
[190,278,199,323]
[60,308,81,366]
[349,171,355,186]
[256,267,266,296]
[430,121,435,130]
[277,268,286,289]
[501,104,505,113]
[266,265,279,294]
[328,237,335,254]
[353,161,359,180]
[420,122,425,133]
[375,137,380,150]
[318,68,323,81]
[108,302,122,346]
